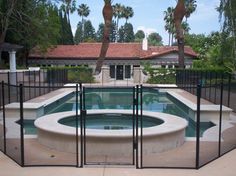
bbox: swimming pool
[23,88,215,137]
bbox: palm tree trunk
[95,1,113,74]
[168,33,171,46]
[171,33,174,46]
[82,16,84,42]
[174,0,186,68]
[115,17,119,43]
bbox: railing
[0,69,67,108]
[0,82,235,169]
[176,70,236,112]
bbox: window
[125,65,131,79]
[110,65,115,78]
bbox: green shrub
[45,66,95,83]
[67,68,94,83]
[146,68,176,84]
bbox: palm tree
[112,3,125,42]
[174,0,186,68]
[219,0,236,62]
[77,3,90,41]
[95,0,113,74]
[185,0,197,22]
[164,7,175,46]
[123,6,134,24]
[61,0,76,22]
[182,21,191,34]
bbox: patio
[0,149,236,176]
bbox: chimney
[142,34,148,51]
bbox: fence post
[132,86,135,165]
[16,72,18,102]
[75,84,79,167]
[218,79,224,157]
[196,84,201,169]
[79,83,83,167]
[28,71,31,100]
[19,84,24,166]
[39,70,41,96]
[214,72,218,103]
[227,74,231,107]
[2,81,6,153]
[7,72,10,103]
[140,85,143,168]
[135,85,139,169]
[209,72,212,101]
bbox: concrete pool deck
[0,149,236,176]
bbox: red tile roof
[29,43,198,60]
[141,46,198,59]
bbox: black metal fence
[176,70,236,112]
[0,69,67,109]
[0,81,235,169]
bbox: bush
[46,66,95,83]
[146,68,176,84]
[67,68,94,83]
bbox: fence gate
[81,86,138,166]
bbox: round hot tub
[58,113,164,130]
[34,110,187,156]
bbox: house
[28,40,198,82]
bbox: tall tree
[60,0,76,22]
[59,11,74,44]
[74,22,83,44]
[164,7,175,46]
[148,32,163,46]
[182,21,191,34]
[83,20,96,42]
[95,0,113,73]
[0,0,17,43]
[0,0,62,65]
[218,0,236,69]
[96,21,116,42]
[123,6,134,23]
[174,0,186,68]
[164,1,196,47]
[118,23,135,42]
[77,3,90,41]
[135,30,145,42]
[185,0,197,22]
[112,3,125,42]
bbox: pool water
[58,114,164,130]
[23,88,215,137]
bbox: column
[9,51,17,85]
[9,51,16,72]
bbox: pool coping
[167,91,232,112]
[34,110,188,138]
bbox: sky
[69,0,221,45]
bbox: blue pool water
[24,88,215,137]
[58,114,164,130]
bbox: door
[116,65,124,80]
